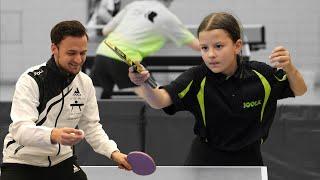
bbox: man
[90,0,200,99]
[1,20,131,180]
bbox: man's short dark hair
[50,20,88,45]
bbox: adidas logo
[73,88,81,96]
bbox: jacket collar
[47,55,76,84]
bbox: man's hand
[51,128,84,146]
[111,151,132,171]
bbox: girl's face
[199,29,242,76]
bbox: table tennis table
[81,166,268,180]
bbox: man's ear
[51,43,58,55]
[235,39,243,55]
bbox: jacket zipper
[14,145,24,154]
[48,88,65,167]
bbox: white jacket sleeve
[78,79,119,159]
[102,4,127,36]
[10,74,57,149]
[157,8,196,47]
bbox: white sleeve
[102,4,127,35]
[9,74,57,149]
[78,79,119,159]
[157,9,196,46]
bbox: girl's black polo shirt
[162,60,294,151]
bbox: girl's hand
[269,46,294,73]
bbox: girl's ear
[235,39,243,55]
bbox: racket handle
[146,76,157,89]
[133,65,157,89]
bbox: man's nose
[74,54,83,63]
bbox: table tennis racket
[104,40,158,88]
[127,151,156,176]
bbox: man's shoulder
[75,71,94,85]
[24,62,48,79]
[13,62,48,90]
[77,71,91,80]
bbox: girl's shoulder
[243,60,274,77]
[243,60,289,82]
[244,60,271,71]
[180,63,207,77]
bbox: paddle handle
[145,77,158,89]
[132,64,158,89]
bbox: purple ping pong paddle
[127,151,156,175]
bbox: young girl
[128,12,307,166]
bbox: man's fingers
[74,129,85,136]
[63,128,84,137]
[60,137,82,146]
[52,128,85,146]
[60,131,84,146]
[120,161,132,171]
[62,128,81,133]
[60,138,73,146]
[61,131,83,139]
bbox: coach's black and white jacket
[2,56,119,167]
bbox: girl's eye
[201,46,208,51]
[215,44,223,49]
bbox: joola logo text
[243,100,262,108]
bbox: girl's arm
[269,46,307,96]
[128,67,172,109]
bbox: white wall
[169,0,320,69]
[1,0,320,83]
[0,0,87,83]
